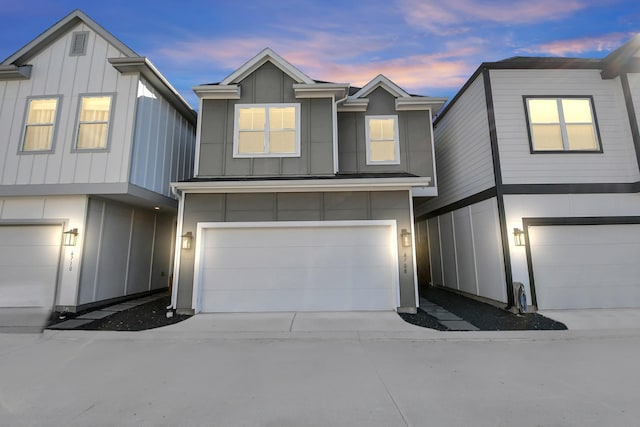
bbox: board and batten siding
[490,69,640,184]
[426,197,507,303]
[130,78,196,197]
[0,23,138,188]
[415,76,494,216]
[338,87,434,177]
[197,62,334,177]
[176,191,416,311]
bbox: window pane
[80,96,111,122]
[23,126,53,151]
[238,131,265,153]
[562,99,593,123]
[238,108,265,131]
[370,140,397,161]
[531,124,563,150]
[528,99,559,124]
[77,123,108,149]
[27,99,57,124]
[269,107,295,129]
[369,118,395,140]
[566,124,597,150]
[269,130,296,153]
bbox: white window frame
[233,103,301,158]
[73,94,114,152]
[524,96,602,153]
[365,115,400,165]
[20,96,61,153]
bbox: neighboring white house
[415,36,640,310]
[0,10,196,328]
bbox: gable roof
[1,9,137,66]
[350,75,411,99]
[220,48,315,85]
[602,34,640,78]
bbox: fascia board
[0,65,32,80]
[395,97,448,111]
[293,83,349,99]
[337,98,369,112]
[351,75,411,99]
[171,177,432,193]
[220,48,315,85]
[193,85,241,99]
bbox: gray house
[0,10,196,328]
[171,49,445,314]
[416,36,640,311]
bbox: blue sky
[1,0,638,108]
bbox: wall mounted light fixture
[181,231,193,250]
[400,229,412,247]
[63,228,78,246]
[513,228,525,246]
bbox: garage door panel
[198,224,397,312]
[530,224,640,309]
[0,245,61,267]
[202,245,393,270]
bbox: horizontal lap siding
[491,69,640,184]
[416,76,494,216]
[628,73,640,142]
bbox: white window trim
[233,103,301,158]
[365,115,400,165]
[72,93,115,152]
[525,96,602,153]
[20,95,62,154]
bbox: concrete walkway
[539,308,640,330]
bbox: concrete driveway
[2,312,640,426]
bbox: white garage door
[195,222,398,312]
[0,225,62,308]
[529,224,640,309]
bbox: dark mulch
[399,310,448,331]
[401,286,567,331]
[77,295,191,331]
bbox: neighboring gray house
[0,10,196,325]
[171,49,445,314]
[416,36,640,311]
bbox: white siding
[491,69,640,184]
[416,76,495,216]
[0,23,137,187]
[628,73,640,136]
[130,78,196,197]
[428,198,507,303]
[0,195,88,307]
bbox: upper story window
[22,97,60,152]
[365,115,400,165]
[75,95,113,150]
[524,97,601,152]
[233,104,300,157]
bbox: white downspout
[168,185,185,310]
[333,91,350,174]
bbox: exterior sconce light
[181,231,193,250]
[400,229,412,247]
[513,228,525,247]
[63,228,78,246]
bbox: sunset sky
[1,0,638,108]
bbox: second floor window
[366,115,400,165]
[75,95,113,150]
[233,104,300,157]
[525,97,601,152]
[22,97,59,152]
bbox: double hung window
[365,115,400,164]
[22,97,60,152]
[234,104,300,157]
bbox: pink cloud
[399,0,587,33]
[519,33,634,56]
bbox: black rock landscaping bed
[401,286,567,331]
[48,294,191,331]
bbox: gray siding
[130,77,196,197]
[197,62,334,177]
[415,75,494,216]
[78,197,173,305]
[177,190,416,310]
[338,88,434,177]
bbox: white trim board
[191,220,400,313]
